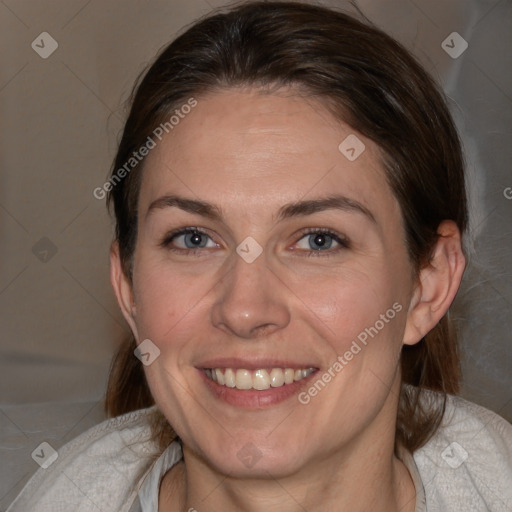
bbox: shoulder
[413,389,512,511]
[7,406,163,512]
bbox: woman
[8,1,512,511]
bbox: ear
[403,220,466,346]
[110,241,139,341]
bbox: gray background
[1,0,511,508]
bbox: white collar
[138,441,182,512]
[397,443,427,512]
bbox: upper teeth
[205,368,315,390]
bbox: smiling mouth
[204,367,316,391]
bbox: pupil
[191,233,202,245]
[314,234,326,247]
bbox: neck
[174,446,413,512]
[159,381,416,512]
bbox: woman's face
[127,88,418,477]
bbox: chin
[195,438,307,479]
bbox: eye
[294,228,349,256]
[160,227,349,257]
[161,227,218,253]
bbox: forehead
[138,87,398,223]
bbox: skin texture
[110,87,466,512]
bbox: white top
[7,390,512,512]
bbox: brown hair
[105,0,467,454]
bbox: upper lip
[196,357,319,370]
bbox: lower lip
[198,369,317,408]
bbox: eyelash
[160,227,350,258]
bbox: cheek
[302,262,407,359]
[131,257,208,345]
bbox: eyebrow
[145,194,376,223]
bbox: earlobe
[110,242,139,340]
[403,221,466,346]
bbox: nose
[210,251,290,340]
